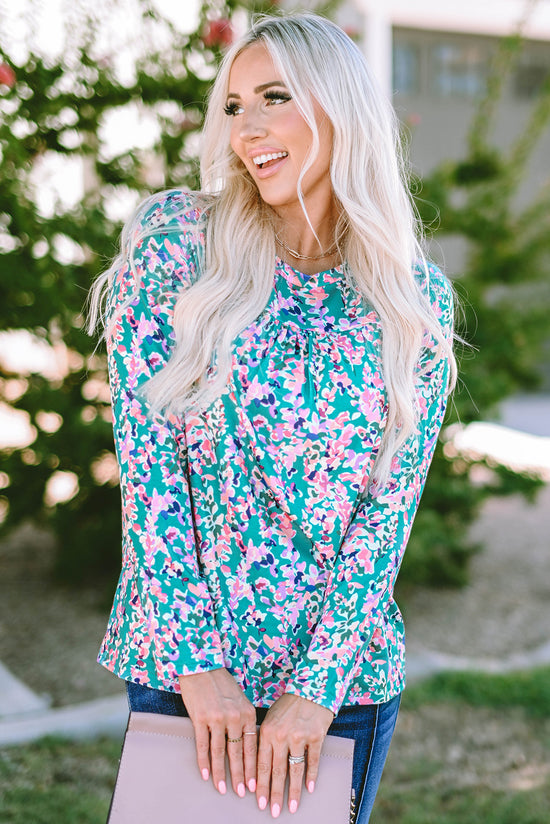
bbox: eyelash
[224,90,291,117]
[264,90,291,104]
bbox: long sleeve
[105,197,224,683]
[99,198,455,707]
[284,272,454,714]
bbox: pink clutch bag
[108,711,356,823]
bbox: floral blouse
[98,190,453,715]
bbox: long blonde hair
[87,12,456,486]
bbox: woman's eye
[224,92,290,116]
[224,102,243,117]
[264,91,291,106]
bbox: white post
[352,0,393,97]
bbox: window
[514,62,549,99]
[393,42,421,95]
[432,42,487,98]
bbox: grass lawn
[401,666,550,718]
[371,666,550,824]
[372,780,550,824]
[1,667,549,824]
[0,736,120,824]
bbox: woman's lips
[253,155,289,179]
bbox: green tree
[0,0,273,582]
[0,0,337,585]
[0,1,547,591]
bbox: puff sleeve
[104,193,225,682]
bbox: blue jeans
[126,681,400,823]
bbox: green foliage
[0,3,548,589]
[0,0,282,584]
[403,666,550,718]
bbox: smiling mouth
[253,151,288,170]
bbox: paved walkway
[0,661,127,745]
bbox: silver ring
[288,754,306,765]
[243,731,257,736]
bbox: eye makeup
[263,90,291,104]
[224,101,243,116]
[224,88,292,116]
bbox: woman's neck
[272,203,345,276]
[275,241,343,276]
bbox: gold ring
[226,735,243,744]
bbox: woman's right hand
[178,668,258,799]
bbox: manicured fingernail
[308,780,315,793]
[272,802,281,818]
[248,778,256,792]
[237,783,245,798]
[201,768,209,781]
[218,780,226,794]
[259,796,267,810]
[290,799,298,813]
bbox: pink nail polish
[308,780,315,793]
[272,802,281,818]
[248,778,256,792]
[237,783,246,798]
[201,768,209,781]
[289,799,298,813]
[259,796,267,811]
[218,780,227,794]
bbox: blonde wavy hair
[87,12,456,486]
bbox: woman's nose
[238,107,268,141]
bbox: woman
[88,12,456,822]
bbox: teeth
[253,151,288,166]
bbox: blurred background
[0,1,549,822]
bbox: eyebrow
[226,81,288,99]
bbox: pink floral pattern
[98,191,453,714]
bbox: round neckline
[275,255,345,280]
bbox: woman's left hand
[256,693,334,818]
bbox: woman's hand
[256,693,334,818]
[178,668,257,799]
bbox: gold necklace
[275,233,339,262]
